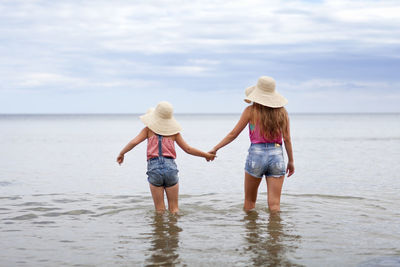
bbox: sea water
[1,114,400,266]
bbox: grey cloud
[0,0,399,113]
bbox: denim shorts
[147,157,179,187]
[245,143,286,178]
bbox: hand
[117,154,124,165]
[208,148,217,156]
[205,152,216,162]
[286,161,295,177]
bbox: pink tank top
[147,135,177,160]
[249,123,282,144]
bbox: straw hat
[244,76,288,107]
[244,86,256,103]
[140,101,182,135]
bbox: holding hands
[204,152,216,162]
[208,148,217,156]
[206,146,218,162]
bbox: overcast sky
[1,0,399,113]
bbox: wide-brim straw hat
[244,76,288,107]
[244,86,256,103]
[140,101,182,136]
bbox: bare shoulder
[171,132,181,142]
[244,104,253,111]
[146,127,154,138]
[174,132,188,147]
[241,105,252,121]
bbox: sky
[1,0,399,113]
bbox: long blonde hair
[251,103,288,139]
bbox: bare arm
[282,117,295,177]
[209,106,251,154]
[117,127,148,165]
[175,133,215,161]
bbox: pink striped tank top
[147,135,177,160]
[249,123,282,144]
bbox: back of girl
[117,101,215,214]
[210,76,294,213]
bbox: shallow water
[1,114,400,266]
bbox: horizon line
[0,112,399,116]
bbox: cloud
[281,78,400,113]
[19,73,84,88]
[2,0,400,54]
[0,0,399,113]
[281,79,400,93]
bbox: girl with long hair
[209,76,294,212]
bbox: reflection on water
[243,211,302,267]
[357,256,400,267]
[146,213,182,266]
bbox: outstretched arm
[117,127,148,165]
[175,133,215,161]
[209,106,251,154]
[282,117,294,177]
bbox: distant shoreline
[0,112,399,116]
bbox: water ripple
[0,181,13,186]
[8,213,38,220]
[0,192,399,266]
[284,193,368,201]
[32,221,55,224]
[358,256,400,267]
[91,208,136,217]
[24,207,61,212]
[15,202,49,207]
[42,210,95,217]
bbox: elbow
[283,137,291,145]
[129,141,136,147]
[129,141,138,148]
[227,132,238,141]
[183,146,192,154]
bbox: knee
[268,203,280,213]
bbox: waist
[148,156,175,162]
[250,136,282,144]
[249,143,282,148]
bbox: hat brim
[244,86,288,108]
[244,86,255,103]
[140,111,182,136]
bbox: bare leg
[165,183,179,214]
[244,172,262,211]
[149,184,166,213]
[266,176,285,213]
